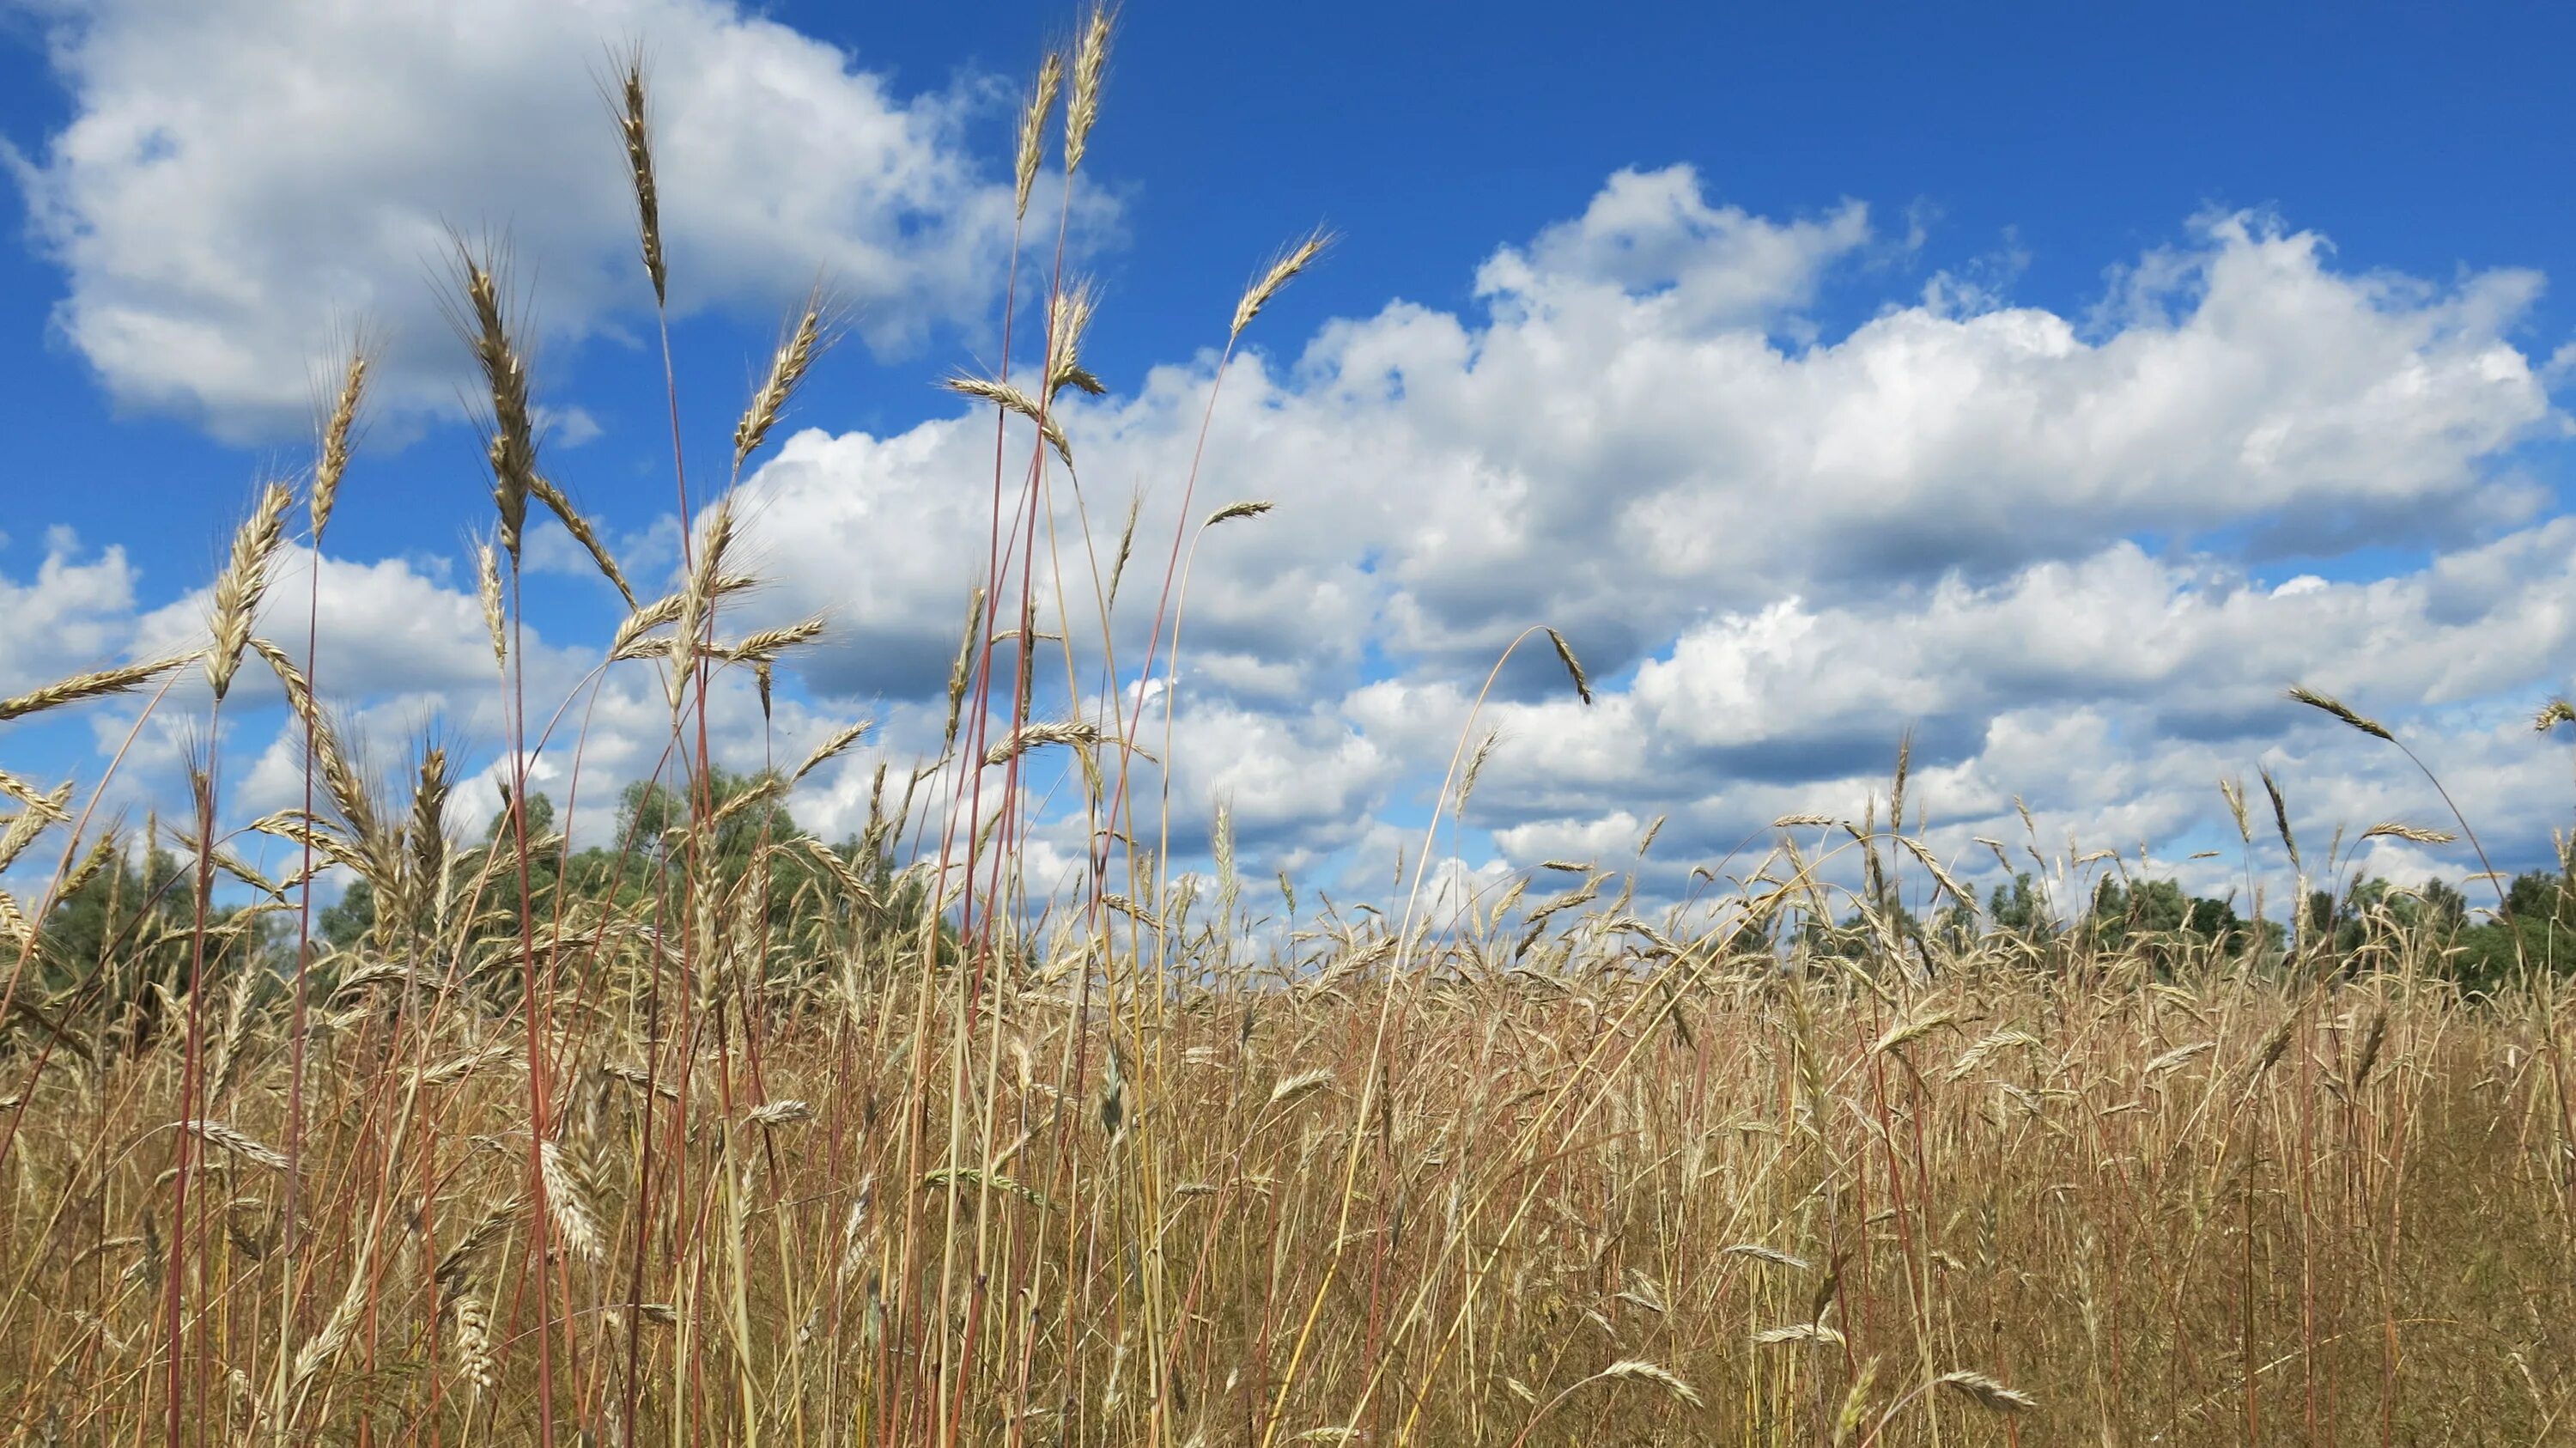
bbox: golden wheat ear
[447,240,538,563]
[1016,52,1065,219]
[1063,4,1114,175]
[608,43,665,306]
[734,289,827,471]
[0,654,194,721]
[527,473,635,606]
[1231,229,1331,342]
[308,340,368,545]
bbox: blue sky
[3,0,2573,920]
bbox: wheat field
[4,11,2576,1446]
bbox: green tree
[2417,878,2468,933]
[2442,852,2576,992]
[2086,877,2261,969]
[1986,873,2052,934]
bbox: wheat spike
[417,1042,517,1088]
[309,342,368,543]
[476,538,507,669]
[205,482,294,703]
[1106,489,1143,605]
[795,720,873,784]
[1870,1007,1959,1057]
[0,788,66,877]
[181,1120,288,1170]
[55,830,120,904]
[539,1138,605,1263]
[1266,1068,1335,1109]
[1597,1359,1703,1408]
[528,472,635,605]
[453,242,537,561]
[722,618,829,667]
[451,1291,497,1392]
[1946,1026,2040,1082]
[611,46,665,305]
[2259,766,2298,868]
[0,770,70,819]
[293,1239,373,1386]
[2288,684,2394,741]
[1545,627,1592,704]
[1895,834,1973,909]
[1063,4,1113,174]
[434,1208,522,1292]
[1832,1357,1882,1446]
[2348,1005,2390,1088]
[985,718,1103,766]
[1015,53,1065,218]
[1046,277,1104,399]
[1231,229,1329,341]
[665,493,738,708]
[2144,1040,2215,1076]
[2360,821,2456,845]
[941,585,987,751]
[736,289,825,469]
[1457,729,1502,812]
[1205,499,1274,527]
[2219,776,2252,843]
[945,373,1072,465]
[1935,1369,2037,1413]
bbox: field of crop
[5,11,2576,1446]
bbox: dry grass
[3,932,2571,1444]
[4,11,2574,1447]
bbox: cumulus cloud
[1422,528,2576,902]
[130,545,514,703]
[16,149,2576,914]
[8,0,1062,435]
[727,167,2557,711]
[1474,166,1872,330]
[666,165,2576,903]
[1628,526,2576,758]
[0,528,139,697]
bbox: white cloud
[0,527,139,696]
[1627,525,2576,755]
[733,169,2554,706]
[726,166,2555,701]
[1490,808,1650,867]
[1157,698,1400,855]
[1474,166,1871,330]
[9,0,1064,435]
[690,167,2573,898]
[131,545,517,705]
[1431,532,2576,900]
[16,152,2576,913]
